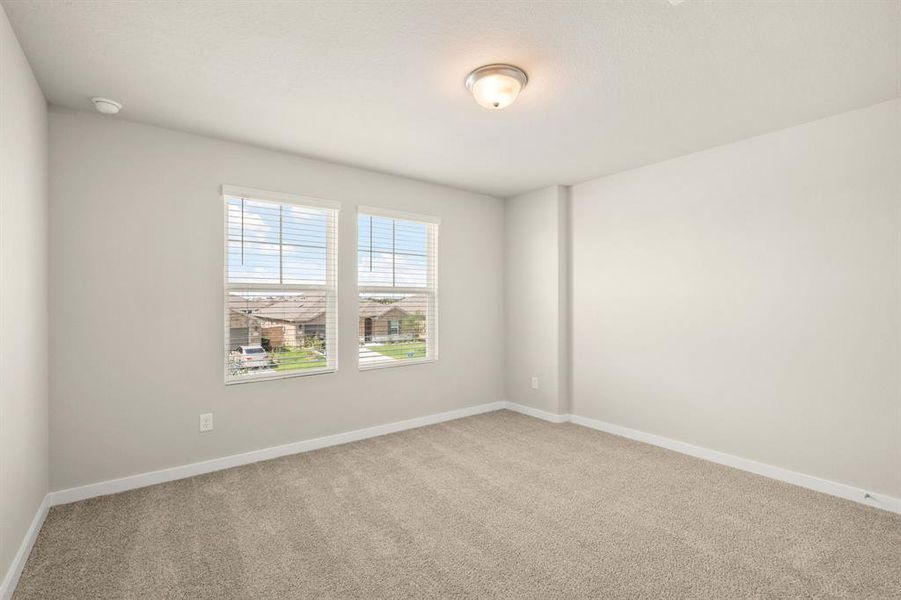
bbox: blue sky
[227,197,328,285]
[226,197,428,288]
[358,214,428,288]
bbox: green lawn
[369,341,427,360]
[272,348,327,371]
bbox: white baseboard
[569,414,901,515]
[15,398,897,597]
[48,401,506,507]
[0,495,50,600]
[503,401,569,423]
[501,404,901,515]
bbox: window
[224,186,338,383]
[357,207,438,369]
[302,323,326,339]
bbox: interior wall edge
[503,400,569,424]
[557,185,572,415]
[503,185,568,414]
[0,497,49,600]
[0,1,50,590]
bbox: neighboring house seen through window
[223,186,339,383]
[357,207,438,368]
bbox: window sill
[225,367,336,385]
[358,358,436,372]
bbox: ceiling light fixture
[464,64,528,110]
[91,97,122,115]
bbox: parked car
[231,345,273,370]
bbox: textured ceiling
[3,0,899,197]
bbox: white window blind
[357,208,438,369]
[223,186,338,383]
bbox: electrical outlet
[531,376,539,390]
[199,413,213,433]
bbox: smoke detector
[91,97,122,115]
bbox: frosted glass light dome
[465,64,528,110]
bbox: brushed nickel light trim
[464,64,528,109]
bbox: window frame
[388,319,401,336]
[223,185,340,385]
[357,206,439,371]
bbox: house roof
[359,296,424,320]
[229,294,326,324]
[229,294,426,324]
[255,298,326,323]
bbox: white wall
[48,108,504,491]
[504,186,568,415]
[0,4,48,584]
[571,99,901,499]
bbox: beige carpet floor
[13,410,901,599]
